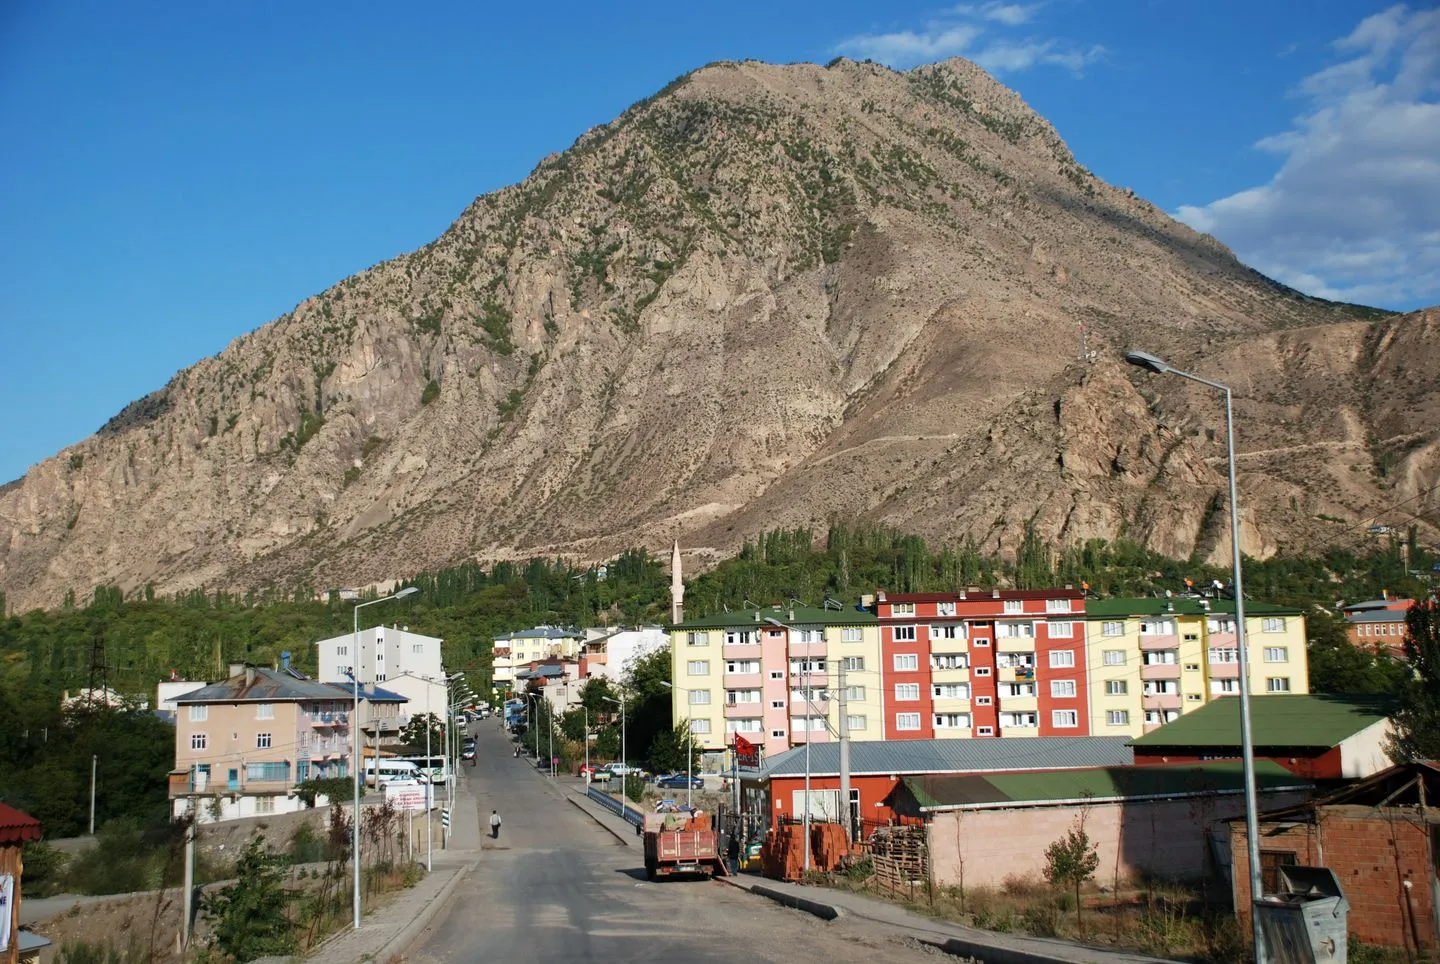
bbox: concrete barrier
[749,884,843,922]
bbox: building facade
[492,625,583,694]
[1342,595,1415,657]
[578,625,668,682]
[670,605,883,767]
[315,625,443,687]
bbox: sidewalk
[567,789,1171,964]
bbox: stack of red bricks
[809,823,849,872]
[760,824,808,880]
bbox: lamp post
[441,673,463,843]
[351,585,418,931]
[1125,349,1264,963]
[602,694,626,790]
[659,682,695,808]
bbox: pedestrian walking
[489,810,502,840]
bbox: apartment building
[315,624,443,687]
[875,588,1089,740]
[578,625,669,681]
[1342,595,1415,658]
[1084,598,1310,735]
[169,666,357,822]
[492,625,583,694]
[669,605,882,768]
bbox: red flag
[734,734,760,769]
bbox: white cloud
[1174,4,1440,310]
[835,4,1098,74]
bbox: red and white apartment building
[875,587,1090,739]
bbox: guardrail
[586,786,645,827]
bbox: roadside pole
[838,660,851,842]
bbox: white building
[316,625,443,687]
[157,680,207,715]
[579,625,668,682]
[380,671,452,729]
[492,626,582,693]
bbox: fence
[586,786,645,827]
[869,825,930,902]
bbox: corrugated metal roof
[902,760,1309,810]
[0,801,42,844]
[176,668,355,704]
[1129,694,1393,749]
[494,626,580,642]
[761,736,1133,778]
[1345,611,1408,624]
[1085,598,1301,617]
[677,604,878,630]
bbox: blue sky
[1,1,1435,484]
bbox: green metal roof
[902,760,1307,810]
[1084,598,1302,617]
[675,604,877,630]
[1128,694,1393,749]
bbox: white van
[364,759,422,785]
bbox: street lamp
[601,694,626,789]
[1125,349,1264,962]
[351,585,418,930]
[659,682,695,808]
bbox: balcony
[931,694,971,708]
[1143,721,1164,734]
[723,703,764,720]
[788,640,828,659]
[790,729,832,744]
[998,725,1040,738]
[791,696,830,715]
[1139,633,1180,651]
[1140,663,1181,681]
[996,666,1035,684]
[789,671,831,688]
[1142,693,1182,711]
[995,635,1036,654]
[1208,662,1241,680]
[998,694,1038,712]
[1208,629,1238,646]
[309,711,349,728]
[723,672,764,689]
[722,642,763,660]
[931,666,971,683]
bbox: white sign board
[385,782,429,812]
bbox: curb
[370,857,477,963]
[567,796,635,847]
[747,884,843,922]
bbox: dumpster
[1254,866,1349,963]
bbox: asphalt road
[408,724,945,964]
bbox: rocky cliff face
[2,57,1436,611]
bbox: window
[892,602,916,615]
[842,656,865,671]
[937,601,957,616]
[1207,617,1235,634]
[895,712,922,731]
[687,660,710,676]
[972,636,990,647]
[726,718,763,733]
[893,626,917,642]
[728,689,762,704]
[1106,710,1130,726]
[256,732,272,749]
[1186,693,1202,702]
[1209,648,1239,664]
[188,705,208,722]
[791,687,827,704]
[790,716,825,732]
[895,683,920,701]
[842,627,863,642]
[769,671,785,680]
[846,714,867,731]
[1049,650,1075,668]
[933,683,970,699]
[770,700,785,709]
[1052,710,1079,728]
[844,685,866,701]
[997,620,1035,638]
[336,645,348,656]
[1101,651,1125,667]
[688,631,710,646]
[1145,709,1180,725]
[1003,599,1023,614]
[1001,682,1036,697]
[725,659,760,675]
[412,643,423,654]
[1267,677,1292,693]
[190,732,207,750]
[1143,651,1178,665]
[975,696,993,705]
[790,658,827,674]
[690,719,712,735]
[1143,681,1179,696]
[974,666,992,677]
[893,654,919,671]
[1184,633,1200,642]
[1263,647,1288,663]
[1262,617,1286,633]
[1184,663,1201,672]
[1102,621,1125,637]
[688,689,711,705]
[1211,679,1239,695]
[771,730,787,739]
[932,653,969,670]
[977,726,995,736]
[1050,680,1076,698]
[256,703,274,719]
[724,629,757,646]
[930,624,962,640]
[999,712,1037,728]
[1140,619,1176,636]
[1260,850,1299,896]
[1048,621,1074,638]
[1047,598,1070,613]
[935,713,971,729]
[243,762,286,783]
[996,652,1034,669]
[1105,680,1128,696]
[798,628,824,644]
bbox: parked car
[577,763,602,778]
[601,762,647,779]
[461,746,476,761]
[653,773,704,790]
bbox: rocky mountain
[3,57,1437,612]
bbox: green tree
[645,723,698,776]
[202,834,297,961]
[1306,610,1408,694]
[1043,817,1100,936]
[399,713,445,751]
[1389,600,1440,761]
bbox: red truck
[641,812,729,880]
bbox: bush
[62,819,159,895]
[20,841,68,897]
[202,834,298,961]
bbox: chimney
[229,663,245,679]
[244,666,256,687]
[281,651,291,670]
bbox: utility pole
[838,661,852,841]
[89,755,97,835]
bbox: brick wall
[1230,807,1437,949]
